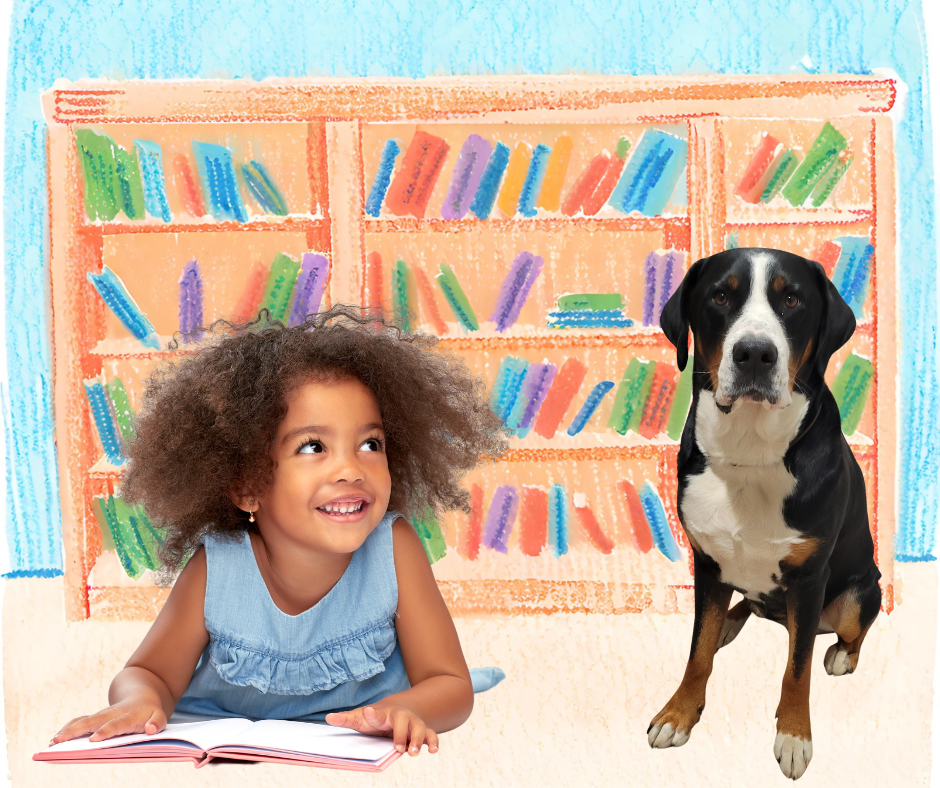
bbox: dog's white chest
[681,393,810,598]
[682,463,803,598]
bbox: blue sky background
[3,0,936,573]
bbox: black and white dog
[647,248,880,780]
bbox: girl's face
[254,376,392,556]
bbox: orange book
[384,132,450,219]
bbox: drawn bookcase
[42,76,899,621]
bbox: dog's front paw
[774,732,813,780]
[647,697,702,749]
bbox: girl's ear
[660,256,708,371]
[227,483,256,513]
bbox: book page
[213,720,396,762]
[38,718,254,755]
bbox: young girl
[52,305,508,757]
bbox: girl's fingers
[51,717,92,744]
[426,728,440,754]
[143,708,167,735]
[88,715,134,742]
[407,718,426,756]
[391,710,410,753]
[362,706,391,732]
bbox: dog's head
[660,248,855,412]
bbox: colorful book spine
[384,131,450,219]
[609,129,688,216]
[810,150,853,207]
[469,142,511,220]
[436,263,479,331]
[519,486,548,557]
[241,160,289,216]
[173,154,206,218]
[547,311,633,329]
[643,251,683,326]
[178,259,204,342]
[74,129,122,221]
[573,493,614,554]
[134,140,172,222]
[412,507,447,565]
[506,362,557,438]
[365,251,384,313]
[581,139,630,216]
[782,122,847,207]
[497,142,532,217]
[666,362,693,441]
[92,495,163,578]
[639,363,678,438]
[106,377,137,448]
[461,483,484,560]
[490,356,530,424]
[483,485,519,554]
[537,134,573,212]
[517,143,552,217]
[760,150,800,203]
[113,144,146,221]
[567,380,615,436]
[533,358,588,439]
[489,251,543,332]
[260,252,301,323]
[832,353,874,435]
[547,484,569,558]
[616,480,654,553]
[365,139,402,218]
[561,153,609,217]
[734,133,782,204]
[232,261,269,323]
[87,266,161,349]
[831,237,874,319]
[288,253,330,326]
[192,141,248,222]
[441,134,491,220]
[812,240,842,277]
[414,267,447,335]
[639,483,681,561]
[392,258,414,334]
[84,379,125,465]
[607,359,653,435]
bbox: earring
[248,504,256,523]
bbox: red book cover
[561,153,610,216]
[533,358,588,439]
[735,134,781,204]
[581,154,626,216]
[639,363,678,439]
[616,480,653,554]
[384,131,450,219]
[519,486,548,557]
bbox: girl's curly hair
[121,305,509,571]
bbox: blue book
[192,141,248,222]
[133,140,172,222]
[365,139,402,217]
[609,130,688,216]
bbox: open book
[33,717,400,771]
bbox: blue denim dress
[174,510,411,721]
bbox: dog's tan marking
[820,587,862,642]
[727,274,739,290]
[775,600,814,742]
[772,274,786,292]
[783,536,821,567]
[788,338,814,393]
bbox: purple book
[441,134,492,220]
[490,251,545,332]
[483,486,520,554]
[289,253,330,326]
[179,259,204,342]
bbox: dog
[647,247,880,780]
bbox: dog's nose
[732,339,778,378]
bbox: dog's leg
[822,572,881,676]
[717,598,751,649]
[774,573,827,780]
[648,553,732,749]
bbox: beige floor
[5,565,935,787]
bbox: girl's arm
[51,548,210,743]
[325,517,474,754]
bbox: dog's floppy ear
[810,260,855,378]
[660,256,707,371]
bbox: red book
[461,483,484,560]
[232,262,269,323]
[519,486,548,557]
[735,134,781,204]
[573,495,614,554]
[533,358,588,439]
[812,240,842,277]
[384,132,450,219]
[581,154,626,216]
[364,251,384,313]
[561,153,610,216]
[174,153,206,218]
[639,363,678,439]
[616,480,653,553]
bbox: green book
[760,150,800,203]
[75,129,122,221]
[113,145,146,220]
[392,259,413,334]
[412,508,447,564]
[436,263,479,331]
[810,154,853,207]
[261,252,301,323]
[782,122,847,207]
[106,377,136,448]
[628,361,656,433]
[608,359,652,435]
[556,293,623,311]
[832,353,874,436]
[666,363,693,441]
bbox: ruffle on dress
[207,617,398,695]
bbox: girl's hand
[50,699,167,746]
[325,705,439,756]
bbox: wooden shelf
[363,214,689,235]
[79,214,326,236]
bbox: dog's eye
[713,290,728,306]
[785,292,800,308]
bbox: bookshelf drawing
[42,76,898,621]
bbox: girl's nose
[329,449,365,483]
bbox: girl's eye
[360,438,383,452]
[713,290,728,306]
[298,440,323,454]
[785,292,800,308]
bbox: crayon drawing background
[3,1,939,786]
